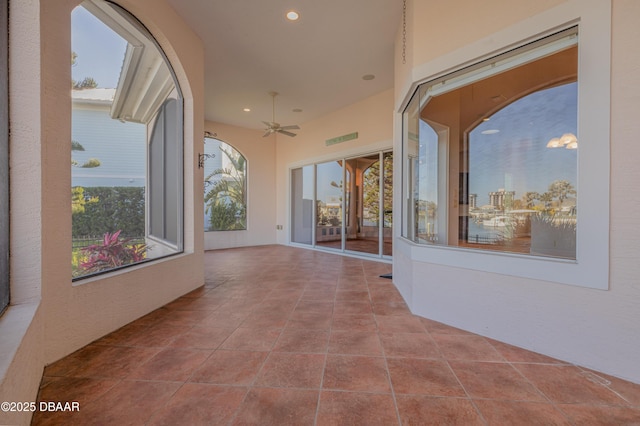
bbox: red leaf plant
[79,230,147,275]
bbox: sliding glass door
[290,150,392,258]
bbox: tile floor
[33,245,640,425]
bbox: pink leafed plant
[79,230,147,275]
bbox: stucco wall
[395,0,640,384]
[275,89,394,245]
[0,0,205,424]
[203,121,277,250]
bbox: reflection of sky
[316,161,344,203]
[72,6,127,89]
[419,83,577,205]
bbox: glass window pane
[290,166,313,244]
[72,1,183,280]
[403,29,578,259]
[345,154,380,255]
[316,160,344,251]
[203,138,247,231]
[382,151,393,256]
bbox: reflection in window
[403,28,578,259]
[203,137,247,231]
[71,1,183,280]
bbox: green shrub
[72,187,145,238]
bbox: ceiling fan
[262,91,300,137]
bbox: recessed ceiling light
[362,74,375,81]
[286,10,299,21]
[243,108,251,112]
[481,129,500,135]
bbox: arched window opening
[71,0,183,280]
[203,137,247,232]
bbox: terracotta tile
[475,400,571,425]
[294,300,335,314]
[272,329,329,353]
[43,344,115,378]
[147,383,247,425]
[301,289,337,301]
[557,403,640,425]
[255,353,325,389]
[396,395,484,426]
[62,380,181,425]
[190,350,268,385]
[316,391,399,426]
[421,318,473,335]
[164,296,224,311]
[127,323,192,347]
[380,333,442,359]
[335,290,371,302]
[155,308,217,327]
[449,360,546,401]
[220,327,282,351]
[286,311,333,330]
[168,326,234,350]
[198,310,249,328]
[431,334,505,362]
[487,339,568,364]
[240,311,290,328]
[333,300,373,315]
[372,300,411,316]
[376,315,428,333]
[323,355,391,393]
[36,376,119,407]
[331,314,378,332]
[514,364,630,405]
[328,330,383,356]
[54,345,161,379]
[387,358,466,397]
[128,348,211,381]
[369,289,406,304]
[94,322,151,346]
[579,368,640,406]
[231,388,319,426]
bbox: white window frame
[400,0,611,290]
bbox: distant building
[488,188,515,210]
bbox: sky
[72,6,127,89]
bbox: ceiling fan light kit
[263,91,300,137]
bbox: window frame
[399,0,611,290]
[203,137,248,232]
[0,0,8,314]
[71,0,185,281]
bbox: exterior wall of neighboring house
[72,89,146,188]
[393,0,640,384]
[0,1,204,424]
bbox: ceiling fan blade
[263,130,274,137]
[278,130,297,137]
[279,125,300,130]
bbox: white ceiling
[165,0,402,131]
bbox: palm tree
[204,146,246,230]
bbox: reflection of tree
[548,180,576,207]
[522,191,540,209]
[204,146,246,231]
[362,154,393,225]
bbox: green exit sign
[326,132,358,146]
